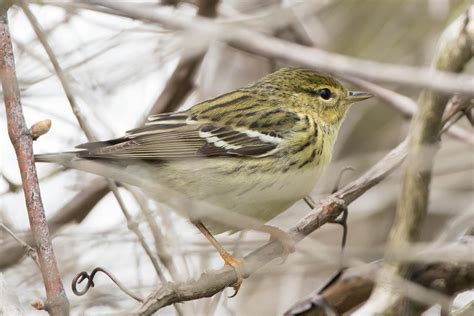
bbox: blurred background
[1,0,472,315]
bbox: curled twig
[72,267,144,303]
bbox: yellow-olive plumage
[35,68,372,234]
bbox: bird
[35,68,373,294]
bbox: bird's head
[256,68,373,126]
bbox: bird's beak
[347,91,374,102]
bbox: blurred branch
[285,258,474,316]
[81,0,474,96]
[108,182,168,283]
[20,0,97,141]
[148,0,218,116]
[148,55,201,115]
[452,300,474,316]
[0,172,21,193]
[197,0,218,18]
[127,187,181,281]
[0,222,39,266]
[0,274,25,315]
[356,8,473,315]
[0,7,69,315]
[1,166,65,196]
[347,78,474,145]
[0,178,108,268]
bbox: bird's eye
[318,88,332,100]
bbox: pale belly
[145,157,327,234]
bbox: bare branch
[0,7,69,315]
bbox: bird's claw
[265,225,296,264]
[222,253,245,297]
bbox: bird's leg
[194,221,245,297]
[258,225,295,263]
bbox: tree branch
[0,8,69,315]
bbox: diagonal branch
[20,0,96,141]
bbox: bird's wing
[76,91,301,160]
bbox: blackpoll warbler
[36,68,372,293]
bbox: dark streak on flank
[312,122,318,144]
[293,140,311,154]
[237,182,259,196]
[298,149,317,169]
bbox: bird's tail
[34,152,155,193]
[34,152,78,165]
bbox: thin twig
[20,0,96,141]
[0,222,39,266]
[0,8,70,315]
[127,187,180,281]
[108,182,167,283]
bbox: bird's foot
[221,252,246,297]
[261,225,295,263]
